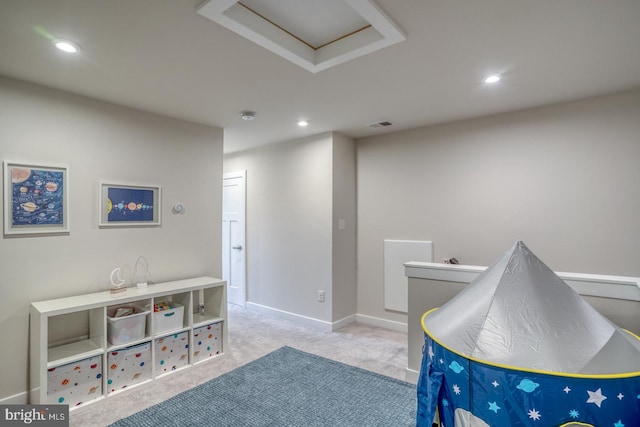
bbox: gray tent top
[423,241,640,374]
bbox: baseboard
[0,391,28,404]
[355,314,408,333]
[332,314,357,331]
[245,303,408,334]
[246,302,335,332]
[405,368,419,384]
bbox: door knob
[232,245,243,250]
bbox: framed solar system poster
[99,182,161,227]
[3,161,69,236]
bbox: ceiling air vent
[368,121,393,128]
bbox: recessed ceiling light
[484,74,501,84]
[53,39,80,53]
[297,120,309,127]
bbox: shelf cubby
[30,276,227,409]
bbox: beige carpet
[71,305,409,426]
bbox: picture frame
[3,161,69,236]
[99,182,161,227]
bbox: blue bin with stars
[417,314,640,427]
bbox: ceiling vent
[368,120,393,128]
[197,0,405,73]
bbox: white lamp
[134,256,151,289]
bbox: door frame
[222,170,246,306]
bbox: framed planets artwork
[3,161,69,236]
[99,182,161,227]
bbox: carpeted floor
[109,346,416,426]
[71,305,411,426]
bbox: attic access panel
[197,0,405,73]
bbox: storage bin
[192,322,222,363]
[107,305,149,346]
[150,302,184,335]
[47,355,102,406]
[107,342,151,393]
[154,331,189,374]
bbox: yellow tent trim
[558,422,595,427]
[421,308,640,380]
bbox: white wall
[224,132,357,327]
[0,77,224,402]
[357,89,640,326]
[224,133,334,323]
[331,133,357,323]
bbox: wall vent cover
[368,121,393,128]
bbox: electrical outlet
[317,290,325,302]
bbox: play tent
[417,241,640,426]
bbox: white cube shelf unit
[30,276,227,409]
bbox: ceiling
[1,0,639,154]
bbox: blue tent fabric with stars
[417,329,640,426]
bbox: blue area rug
[110,346,416,426]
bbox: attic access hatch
[197,0,405,73]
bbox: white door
[222,171,246,306]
